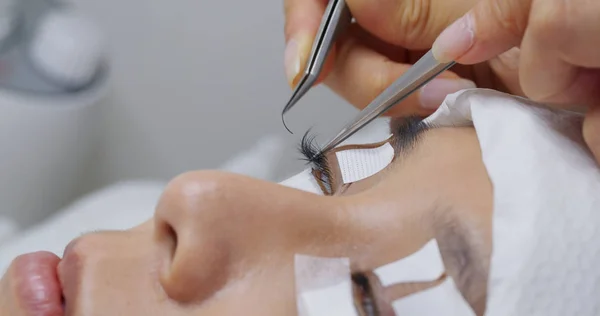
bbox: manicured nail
[285,34,314,87]
[419,78,476,109]
[432,13,475,63]
[284,39,301,86]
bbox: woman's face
[0,118,493,316]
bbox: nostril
[154,215,232,303]
[153,170,256,303]
[155,219,178,261]
[165,225,178,259]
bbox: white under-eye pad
[279,168,323,195]
[336,142,395,184]
[374,239,444,286]
[294,254,358,316]
[392,277,475,316]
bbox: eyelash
[298,130,333,194]
[298,116,431,195]
[352,273,379,316]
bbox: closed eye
[297,116,431,195]
[352,272,379,316]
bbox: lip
[12,251,64,316]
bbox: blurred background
[76,0,355,187]
[0,0,361,231]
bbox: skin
[283,0,600,169]
[283,0,519,117]
[430,0,600,165]
[0,123,493,315]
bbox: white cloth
[427,89,600,315]
[336,141,395,184]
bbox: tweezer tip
[282,75,313,134]
[281,112,293,134]
[316,139,338,157]
[282,92,301,134]
[281,101,294,117]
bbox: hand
[431,0,600,164]
[0,272,21,316]
[283,0,521,116]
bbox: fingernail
[419,78,476,109]
[285,34,313,87]
[432,13,475,63]
[284,39,301,86]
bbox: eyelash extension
[298,130,333,194]
[352,272,380,316]
[390,115,432,155]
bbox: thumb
[431,0,531,64]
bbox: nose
[153,170,360,303]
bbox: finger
[518,0,600,107]
[520,47,600,107]
[431,0,531,64]
[540,0,600,69]
[487,47,525,96]
[347,25,492,90]
[325,26,476,117]
[346,0,475,49]
[283,0,327,42]
[583,105,600,165]
[346,23,408,64]
[283,0,334,87]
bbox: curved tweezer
[281,0,352,118]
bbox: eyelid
[311,169,333,195]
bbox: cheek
[203,266,298,315]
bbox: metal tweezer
[281,0,352,117]
[318,51,456,154]
[281,0,456,155]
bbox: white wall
[70,0,357,189]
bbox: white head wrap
[281,88,600,315]
[427,89,600,315]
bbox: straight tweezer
[282,0,352,117]
[318,51,456,155]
